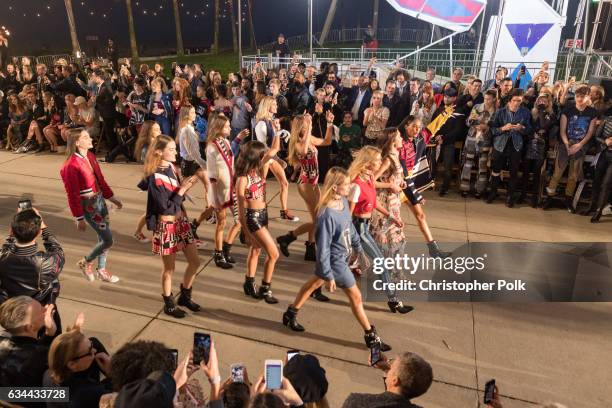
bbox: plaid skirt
[152,218,194,256]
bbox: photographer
[342,351,433,408]
[0,207,64,331]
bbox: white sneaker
[77,258,95,282]
[97,268,120,283]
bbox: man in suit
[394,70,413,120]
[346,75,372,127]
[383,80,402,127]
[92,69,118,152]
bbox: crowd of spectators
[0,39,609,406]
[0,53,610,220]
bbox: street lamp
[238,0,242,67]
[309,0,313,60]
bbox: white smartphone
[231,363,245,383]
[264,359,283,390]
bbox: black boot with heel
[162,294,186,318]
[177,284,201,312]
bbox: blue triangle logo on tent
[505,23,554,54]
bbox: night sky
[2,0,579,57]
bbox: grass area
[140,50,241,76]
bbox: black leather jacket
[0,333,53,388]
[0,228,64,305]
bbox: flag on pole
[385,0,487,33]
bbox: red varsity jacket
[60,152,114,220]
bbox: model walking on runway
[60,129,121,284]
[282,167,392,351]
[137,135,202,318]
[348,146,413,314]
[235,134,282,304]
[205,114,244,269]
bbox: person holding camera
[342,351,433,408]
[0,207,64,331]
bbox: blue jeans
[154,115,172,136]
[353,218,396,301]
[82,195,114,269]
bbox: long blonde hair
[348,146,381,180]
[150,77,168,93]
[143,135,174,177]
[48,329,87,384]
[65,129,87,162]
[177,106,194,132]
[287,115,308,167]
[206,114,229,145]
[316,167,349,214]
[256,96,276,122]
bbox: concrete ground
[0,150,610,408]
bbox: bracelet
[208,375,221,384]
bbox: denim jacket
[147,92,173,120]
[489,106,533,152]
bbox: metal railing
[11,54,74,68]
[259,27,475,52]
[243,48,608,84]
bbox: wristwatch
[208,375,221,384]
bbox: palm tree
[213,0,220,54]
[125,0,139,59]
[172,0,185,56]
[229,0,238,52]
[247,0,257,49]
[372,0,380,33]
[63,0,81,55]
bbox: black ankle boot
[310,287,330,302]
[304,241,316,261]
[177,284,201,312]
[162,294,186,318]
[591,210,603,223]
[282,306,305,331]
[387,300,413,314]
[427,241,451,258]
[276,232,296,257]
[243,277,258,298]
[364,325,391,351]
[486,190,497,204]
[258,283,278,304]
[214,250,233,269]
[222,242,236,264]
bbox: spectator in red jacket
[60,129,122,284]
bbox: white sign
[480,0,565,86]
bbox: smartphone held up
[193,332,211,366]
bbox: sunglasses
[72,340,94,361]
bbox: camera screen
[193,333,211,365]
